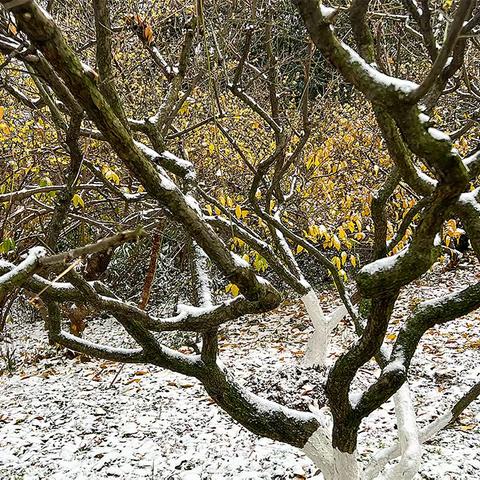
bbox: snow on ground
[0,255,479,479]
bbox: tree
[0,1,479,479]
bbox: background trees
[0,1,479,479]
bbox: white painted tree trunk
[364,393,456,480]
[301,412,361,480]
[303,434,361,480]
[302,424,335,479]
[302,290,349,368]
[384,384,421,480]
[331,449,361,480]
[327,303,348,332]
[364,382,422,480]
[302,290,329,367]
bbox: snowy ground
[0,255,479,479]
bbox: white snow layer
[360,247,408,276]
[428,127,451,142]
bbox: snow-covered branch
[46,301,146,363]
[0,246,45,293]
[408,0,475,103]
[135,141,196,182]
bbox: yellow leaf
[386,333,397,341]
[446,219,457,230]
[350,255,357,267]
[443,0,453,10]
[105,169,120,185]
[0,106,4,121]
[208,143,215,154]
[233,237,245,248]
[230,284,240,297]
[332,256,341,270]
[0,122,10,135]
[296,245,304,254]
[235,204,242,219]
[253,253,268,272]
[332,235,341,251]
[341,251,347,265]
[72,193,85,208]
[205,204,213,216]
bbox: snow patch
[320,4,337,20]
[458,188,480,213]
[383,350,406,375]
[185,195,202,215]
[418,113,430,124]
[360,247,408,275]
[231,253,250,268]
[428,127,450,142]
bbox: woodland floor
[0,254,479,479]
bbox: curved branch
[46,301,146,363]
[356,280,480,419]
[408,0,475,104]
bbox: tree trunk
[302,290,328,367]
[139,230,162,310]
[302,422,362,480]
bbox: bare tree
[0,1,479,479]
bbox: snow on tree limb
[0,246,45,293]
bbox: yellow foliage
[225,283,240,297]
[72,193,85,208]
